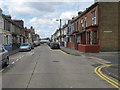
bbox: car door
[0,52,2,69]
[1,47,7,65]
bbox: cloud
[1,0,94,38]
[29,17,59,29]
[59,11,78,20]
[28,17,60,38]
[1,0,65,19]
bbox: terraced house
[74,2,118,52]
[0,11,26,51]
[52,2,119,52]
[0,8,40,51]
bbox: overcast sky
[0,0,94,38]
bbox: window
[74,23,76,31]
[81,19,84,28]
[85,16,88,27]
[77,36,81,43]
[92,11,96,25]
[77,22,79,31]
[90,31,97,44]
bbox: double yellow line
[94,64,120,89]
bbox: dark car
[47,41,51,46]
[0,45,9,68]
[50,42,60,49]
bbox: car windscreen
[53,43,58,45]
[21,43,29,46]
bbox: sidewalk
[60,46,119,80]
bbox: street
[2,44,116,88]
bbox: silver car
[19,43,31,51]
[0,45,9,68]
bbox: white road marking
[11,62,15,64]
[0,65,10,72]
[15,59,19,62]
[19,57,22,59]
[31,52,34,55]
[0,69,4,72]
[89,56,112,64]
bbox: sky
[0,0,94,38]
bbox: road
[2,45,115,88]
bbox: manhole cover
[52,61,59,62]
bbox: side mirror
[0,47,4,52]
[2,48,5,52]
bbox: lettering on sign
[104,31,112,33]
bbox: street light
[56,19,62,46]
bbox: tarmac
[8,46,119,81]
[60,46,119,81]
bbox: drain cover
[52,61,59,62]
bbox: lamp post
[56,19,62,46]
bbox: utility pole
[59,19,62,46]
[56,19,62,46]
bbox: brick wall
[98,2,119,52]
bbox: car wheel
[5,57,9,66]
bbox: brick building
[67,2,119,52]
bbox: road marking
[11,62,15,64]
[94,64,120,89]
[15,59,19,62]
[21,55,24,57]
[59,50,72,56]
[19,57,22,59]
[0,69,4,72]
[90,57,111,64]
[98,65,120,86]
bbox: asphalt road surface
[2,45,115,88]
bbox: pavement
[60,46,119,81]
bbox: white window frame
[92,11,96,25]
[85,16,88,27]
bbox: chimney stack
[78,11,82,16]
[30,26,33,29]
[6,15,11,19]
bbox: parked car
[30,42,34,49]
[33,41,40,47]
[19,43,31,51]
[50,42,60,49]
[0,45,9,68]
[47,41,51,46]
